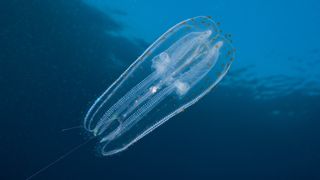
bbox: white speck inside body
[150,86,158,94]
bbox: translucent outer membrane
[84,16,235,156]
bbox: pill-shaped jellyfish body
[84,16,235,156]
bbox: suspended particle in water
[84,16,235,156]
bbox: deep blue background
[1,0,320,179]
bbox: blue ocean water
[1,0,319,179]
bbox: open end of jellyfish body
[84,16,235,156]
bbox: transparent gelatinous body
[84,16,235,156]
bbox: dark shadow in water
[0,0,147,179]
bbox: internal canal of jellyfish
[84,16,235,156]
